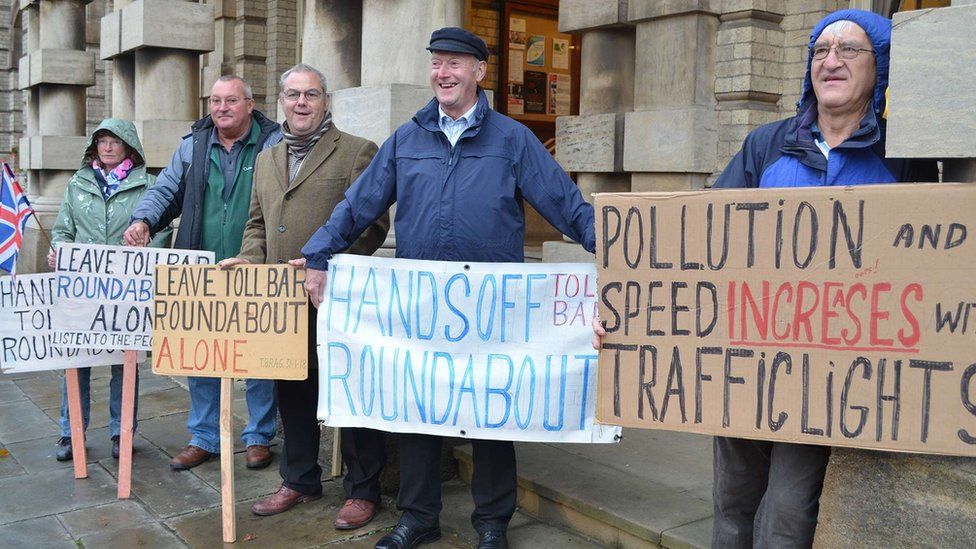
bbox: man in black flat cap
[301,26,596,549]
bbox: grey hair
[817,20,869,45]
[278,63,328,96]
[215,75,253,99]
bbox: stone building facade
[0,0,964,265]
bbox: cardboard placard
[1,273,124,373]
[595,184,976,457]
[317,254,620,443]
[152,264,308,380]
[52,244,214,351]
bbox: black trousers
[277,306,386,499]
[397,433,516,534]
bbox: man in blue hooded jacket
[302,27,595,549]
[711,9,936,548]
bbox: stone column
[814,3,976,547]
[326,0,465,257]
[713,2,785,172]
[300,0,362,92]
[547,0,634,262]
[624,2,720,193]
[17,0,95,274]
[100,0,214,168]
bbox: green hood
[81,118,147,168]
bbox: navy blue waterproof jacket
[715,9,936,189]
[302,88,595,270]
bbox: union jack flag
[0,161,34,275]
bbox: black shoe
[477,530,508,549]
[55,437,72,462]
[374,522,441,549]
[112,436,120,459]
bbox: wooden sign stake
[220,377,236,543]
[331,427,342,478]
[65,368,87,479]
[117,351,137,498]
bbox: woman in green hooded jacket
[48,119,171,462]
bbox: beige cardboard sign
[152,265,308,380]
[595,183,976,457]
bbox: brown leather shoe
[169,445,214,470]
[246,445,272,469]
[251,485,321,516]
[334,498,378,530]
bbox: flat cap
[427,27,489,61]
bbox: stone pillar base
[814,448,976,548]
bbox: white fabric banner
[317,255,620,444]
[51,244,214,351]
[1,274,125,373]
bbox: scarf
[92,158,133,200]
[281,111,333,181]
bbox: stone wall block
[99,9,121,59]
[18,49,96,88]
[18,135,89,171]
[634,13,718,110]
[558,0,630,33]
[101,0,215,58]
[360,0,463,87]
[630,172,708,192]
[134,119,195,168]
[886,5,976,158]
[331,84,433,146]
[623,107,717,173]
[579,28,635,114]
[555,113,624,172]
[628,0,719,23]
[813,449,976,548]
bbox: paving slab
[166,480,398,548]
[5,427,116,475]
[0,379,27,403]
[98,435,220,519]
[438,479,534,546]
[0,399,59,444]
[43,401,111,431]
[78,521,187,548]
[135,386,192,420]
[458,437,714,545]
[58,499,156,537]
[0,465,118,525]
[133,411,194,456]
[136,410,269,457]
[338,529,472,548]
[0,446,26,479]
[661,517,713,549]
[0,515,76,548]
[509,522,604,548]
[187,443,284,502]
[548,430,713,494]
[13,373,63,408]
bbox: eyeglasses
[282,89,324,102]
[209,96,247,107]
[811,44,873,61]
[96,138,124,147]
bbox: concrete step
[454,430,715,549]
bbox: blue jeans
[59,365,138,438]
[186,377,276,454]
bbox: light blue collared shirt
[438,102,478,147]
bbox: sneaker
[112,436,120,459]
[55,437,72,461]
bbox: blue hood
[799,9,892,115]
